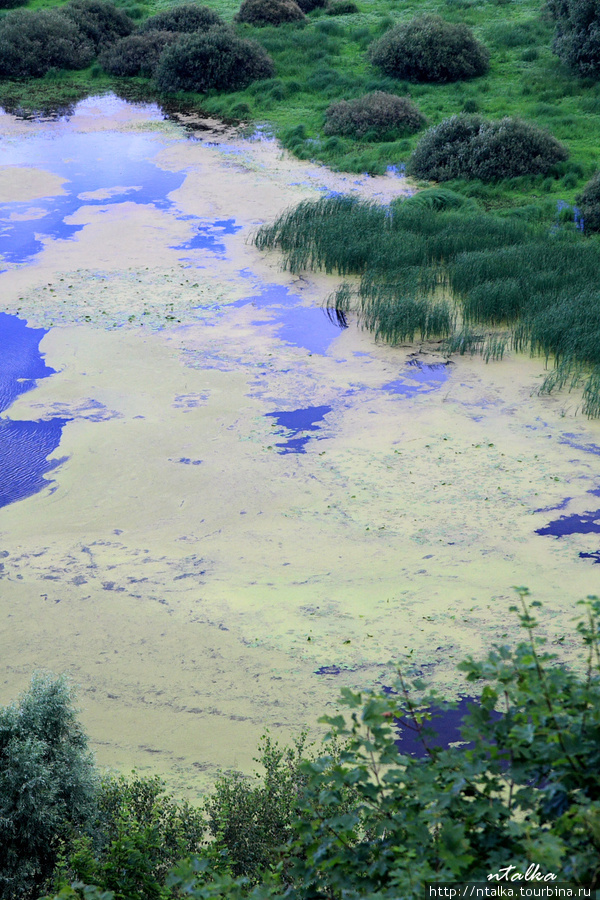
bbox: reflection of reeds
[254,196,600,415]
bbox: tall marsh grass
[254,196,600,416]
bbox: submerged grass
[255,196,600,416]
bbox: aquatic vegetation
[368,15,490,83]
[409,115,569,182]
[256,194,600,415]
[324,91,425,141]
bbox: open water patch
[382,360,450,398]
[265,404,332,454]
[172,217,242,257]
[232,283,344,355]
[535,510,600,537]
[0,131,185,264]
[392,696,501,758]
[0,312,68,507]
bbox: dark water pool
[393,696,501,758]
[265,405,332,454]
[383,361,450,397]
[0,313,67,507]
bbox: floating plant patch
[382,360,450,397]
[0,132,185,264]
[265,404,332,454]
[0,313,68,507]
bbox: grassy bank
[1,0,599,211]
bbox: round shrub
[324,91,425,140]
[0,9,94,78]
[99,29,178,75]
[60,0,135,51]
[409,114,568,182]
[326,0,359,14]
[140,4,224,34]
[296,0,325,11]
[236,0,305,25]
[547,0,600,78]
[154,29,275,92]
[368,14,490,83]
[576,171,600,232]
[0,0,27,10]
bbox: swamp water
[0,94,598,795]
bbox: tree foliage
[409,114,569,181]
[0,674,97,900]
[154,29,275,93]
[324,91,425,141]
[368,14,489,83]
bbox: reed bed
[254,195,600,416]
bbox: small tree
[0,674,97,900]
[368,14,489,83]
[154,29,275,93]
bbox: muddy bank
[0,95,598,797]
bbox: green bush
[0,675,96,900]
[547,0,600,78]
[324,91,425,140]
[59,0,135,52]
[576,170,600,231]
[409,114,568,182]
[155,29,274,92]
[99,30,178,76]
[235,0,305,26]
[0,9,94,78]
[0,0,26,11]
[295,0,326,12]
[368,14,490,83]
[51,773,204,897]
[326,0,359,14]
[140,4,224,34]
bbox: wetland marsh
[0,94,599,798]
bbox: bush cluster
[577,170,600,231]
[296,0,326,12]
[326,1,359,15]
[368,14,490,83]
[155,29,275,92]
[547,0,600,78]
[236,0,305,26]
[409,114,568,182]
[100,30,178,76]
[324,91,425,140]
[0,9,95,78]
[140,4,224,34]
[60,0,135,52]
